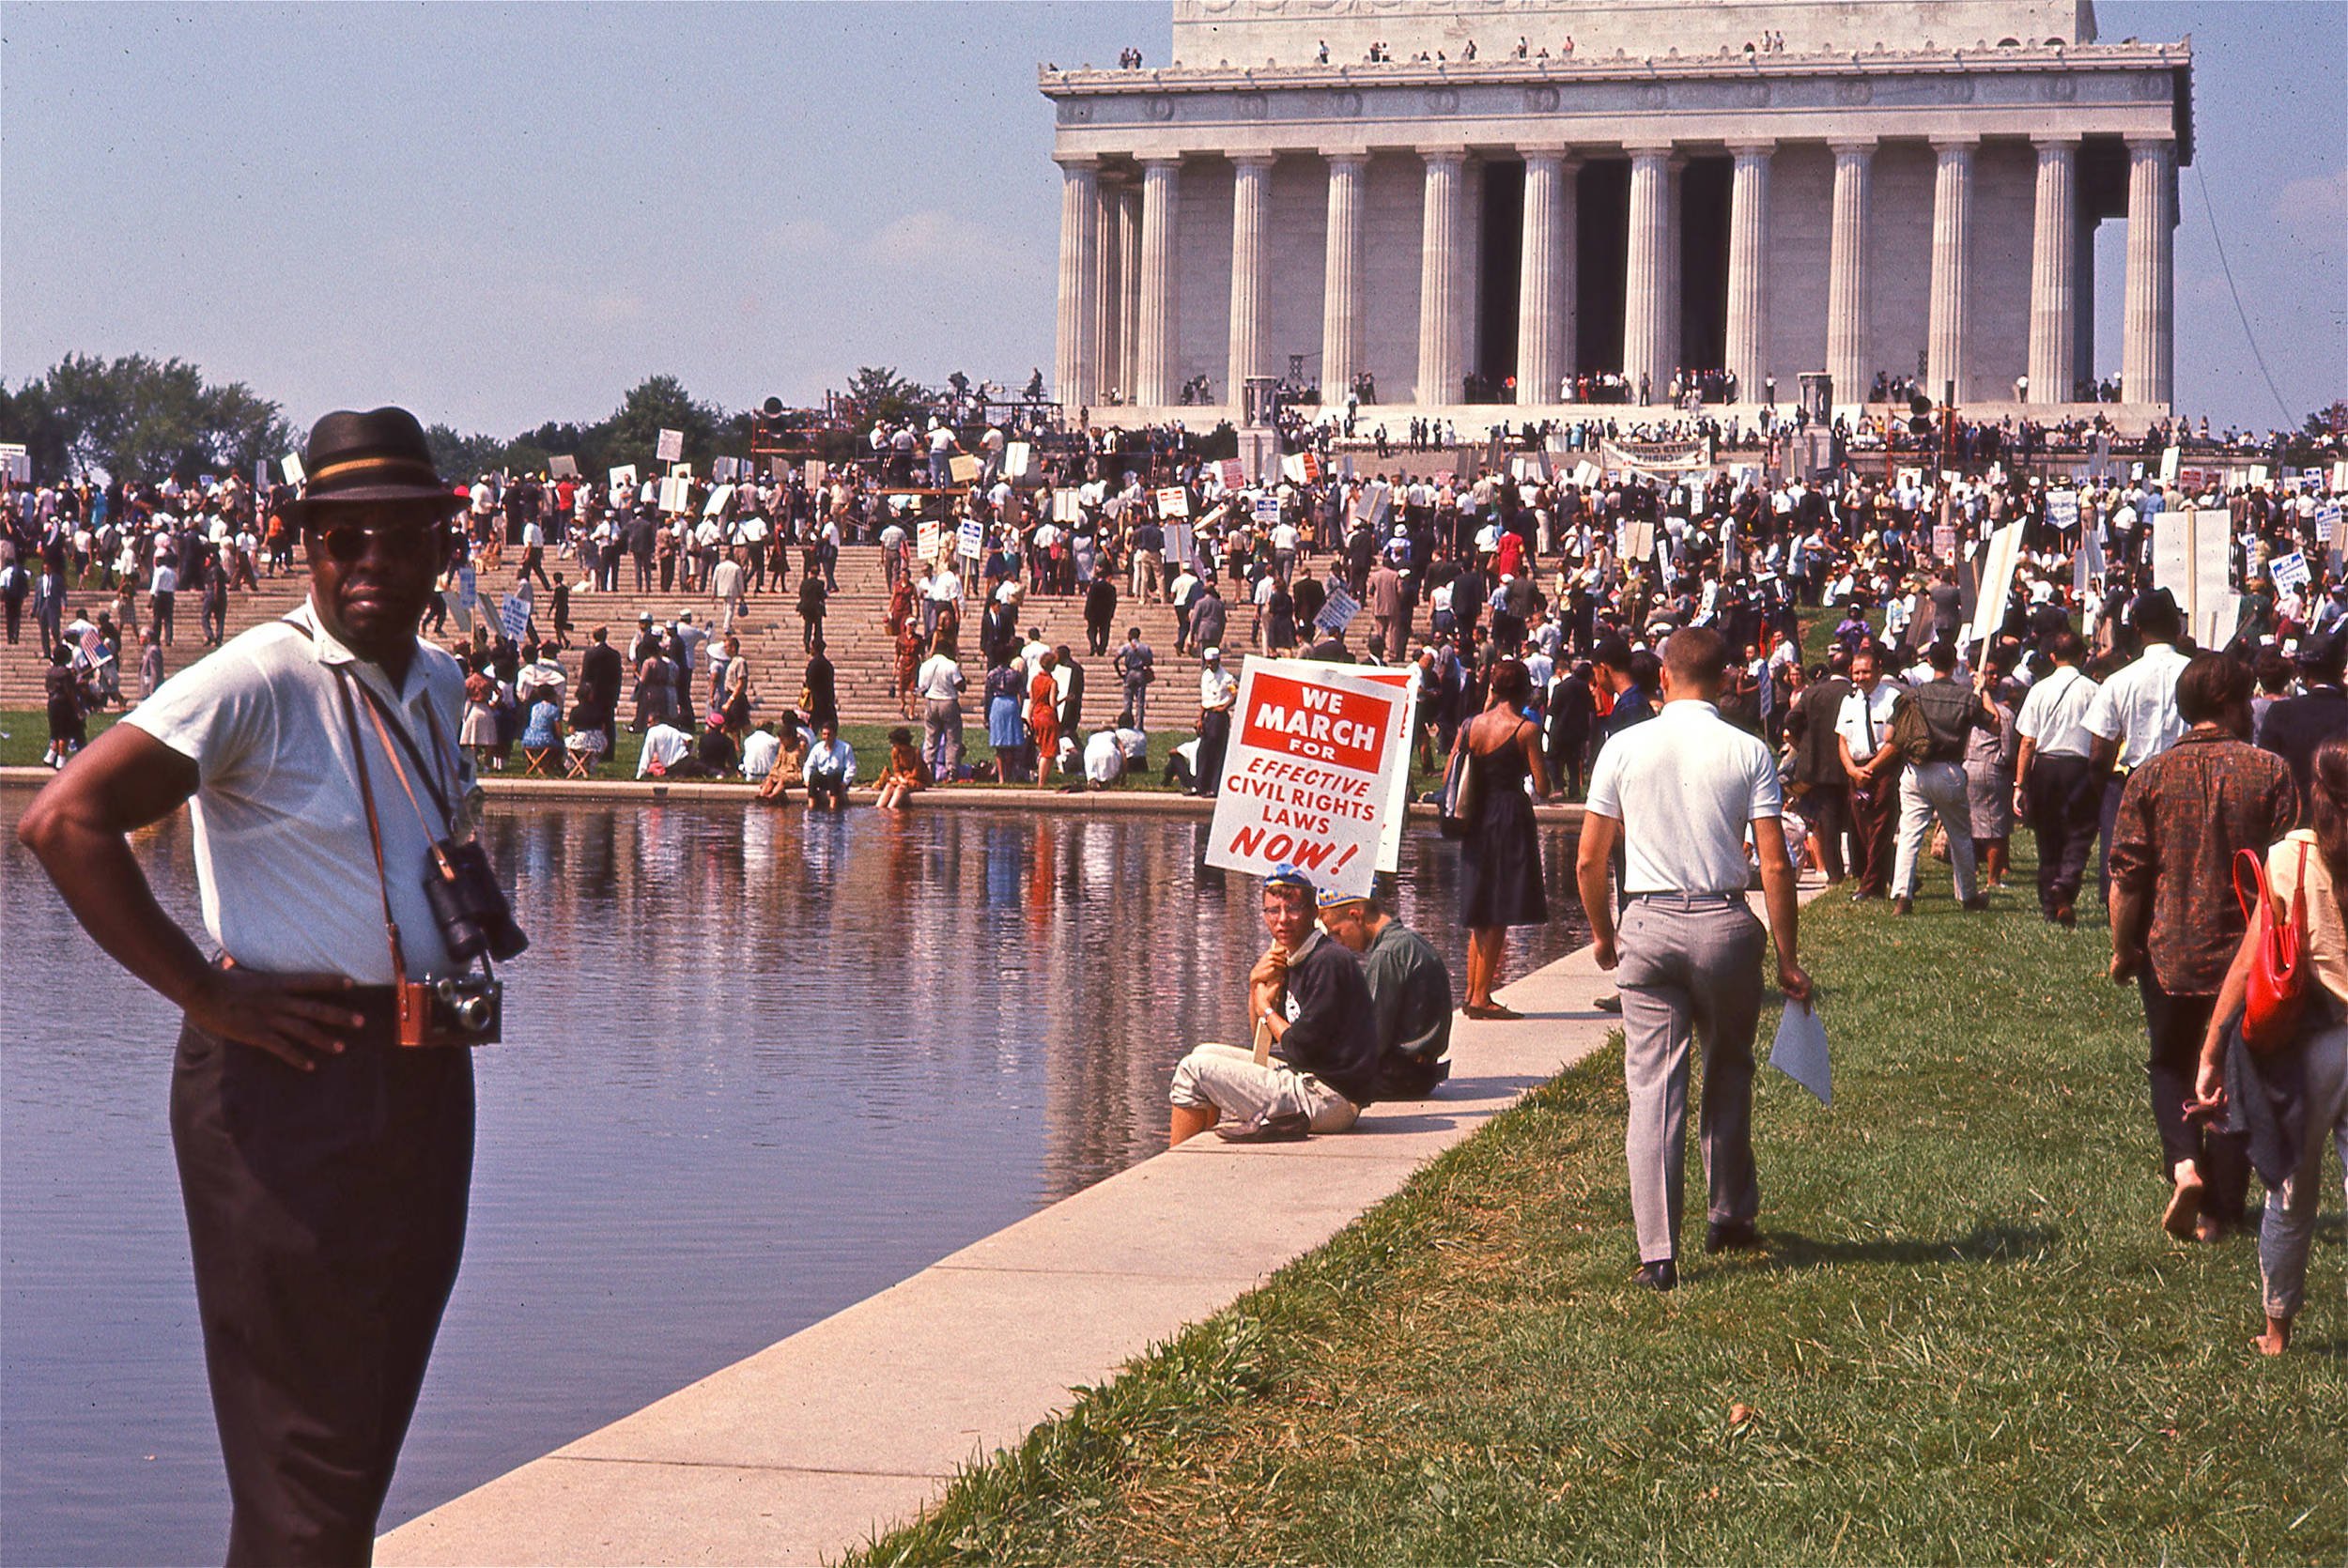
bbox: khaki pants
[1132,550,1164,603]
[1168,1043,1358,1131]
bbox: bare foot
[2162,1163,2204,1240]
[2255,1317,2293,1356]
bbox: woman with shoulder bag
[1455,658,1552,1019]
[2194,731,2348,1356]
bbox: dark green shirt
[1364,920,1452,1068]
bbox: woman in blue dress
[984,653,1028,782]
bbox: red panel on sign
[1239,674,1390,774]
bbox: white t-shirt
[123,599,470,983]
[2084,642,2189,768]
[916,654,965,701]
[741,729,780,780]
[2014,666,2101,759]
[1586,699,1784,898]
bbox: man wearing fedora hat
[19,406,499,1562]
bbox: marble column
[1516,148,1576,405]
[1053,156,1100,412]
[1321,152,1368,402]
[1135,157,1181,407]
[1926,137,1975,402]
[1227,154,1274,409]
[1117,186,1142,404]
[1620,145,1673,405]
[1663,155,1683,390]
[1094,181,1122,404]
[1826,139,1874,407]
[1415,146,1467,406]
[1723,143,1772,406]
[2026,135,2078,405]
[2123,135,2177,406]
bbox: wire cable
[2195,161,2295,427]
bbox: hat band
[304,453,444,488]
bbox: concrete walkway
[376,934,1646,1566]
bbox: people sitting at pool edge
[1317,884,1455,1099]
[804,721,856,809]
[1170,866,1380,1145]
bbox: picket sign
[1203,657,1414,896]
[656,429,685,463]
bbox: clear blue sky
[3,2,2339,437]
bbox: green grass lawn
[852,857,2347,1565]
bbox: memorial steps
[0,549,1217,727]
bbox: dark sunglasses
[308,522,447,563]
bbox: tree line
[1,358,950,486]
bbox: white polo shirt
[2014,665,2101,759]
[1585,699,1784,898]
[123,599,470,985]
[2084,641,2189,768]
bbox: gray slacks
[1617,894,1767,1264]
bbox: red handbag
[2233,840,2310,1055]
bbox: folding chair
[521,746,557,777]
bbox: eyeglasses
[311,523,445,563]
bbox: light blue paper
[1769,1001,1831,1106]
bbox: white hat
[1202,646,1221,661]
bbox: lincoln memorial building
[1042,0,2191,425]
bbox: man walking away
[1886,639,1997,914]
[1576,628,1810,1292]
[2012,629,2101,925]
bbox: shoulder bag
[1437,733,1479,840]
[2233,840,2310,1055]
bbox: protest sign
[1966,522,2024,650]
[1155,486,1191,518]
[2044,490,2080,531]
[2318,504,2342,545]
[1932,523,1957,561]
[1317,583,1361,634]
[2159,445,2181,484]
[916,519,941,561]
[948,453,981,485]
[1280,450,1322,485]
[1253,494,1282,528]
[1618,518,1656,564]
[714,456,740,482]
[0,442,27,484]
[1051,488,1083,525]
[1204,659,1409,898]
[548,454,579,479]
[656,428,685,464]
[957,518,983,560]
[703,484,734,518]
[609,464,638,493]
[1004,440,1036,480]
[2271,551,2311,592]
[1215,457,1246,491]
[1572,460,1601,489]
[2248,465,2270,488]
[658,476,690,515]
[1355,482,1392,530]
[804,460,827,492]
[1163,521,1196,567]
[282,453,306,486]
[454,565,478,632]
[669,461,694,480]
[253,458,270,494]
[499,589,533,644]
[2333,459,2348,493]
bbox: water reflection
[2,794,1584,1563]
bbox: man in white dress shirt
[2085,588,2190,905]
[2012,628,2103,924]
[1576,627,1811,1293]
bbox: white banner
[1155,485,1191,518]
[1966,521,2024,650]
[916,518,942,562]
[656,428,685,464]
[957,518,984,560]
[282,453,306,486]
[1203,658,1411,897]
[2271,550,2311,592]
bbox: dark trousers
[153,591,176,644]
[1849,778,1899,896]
[2135,976,2248,1223]
[171,1009,472,1566]
[2026,754,2102,915]
[1792,782,1848,881]
[2097,771,2124,908]
[1197,708,1232,795]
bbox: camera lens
[456,995,492,1031]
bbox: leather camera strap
[332,666,409,987]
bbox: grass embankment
[854,862,2346,1565]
